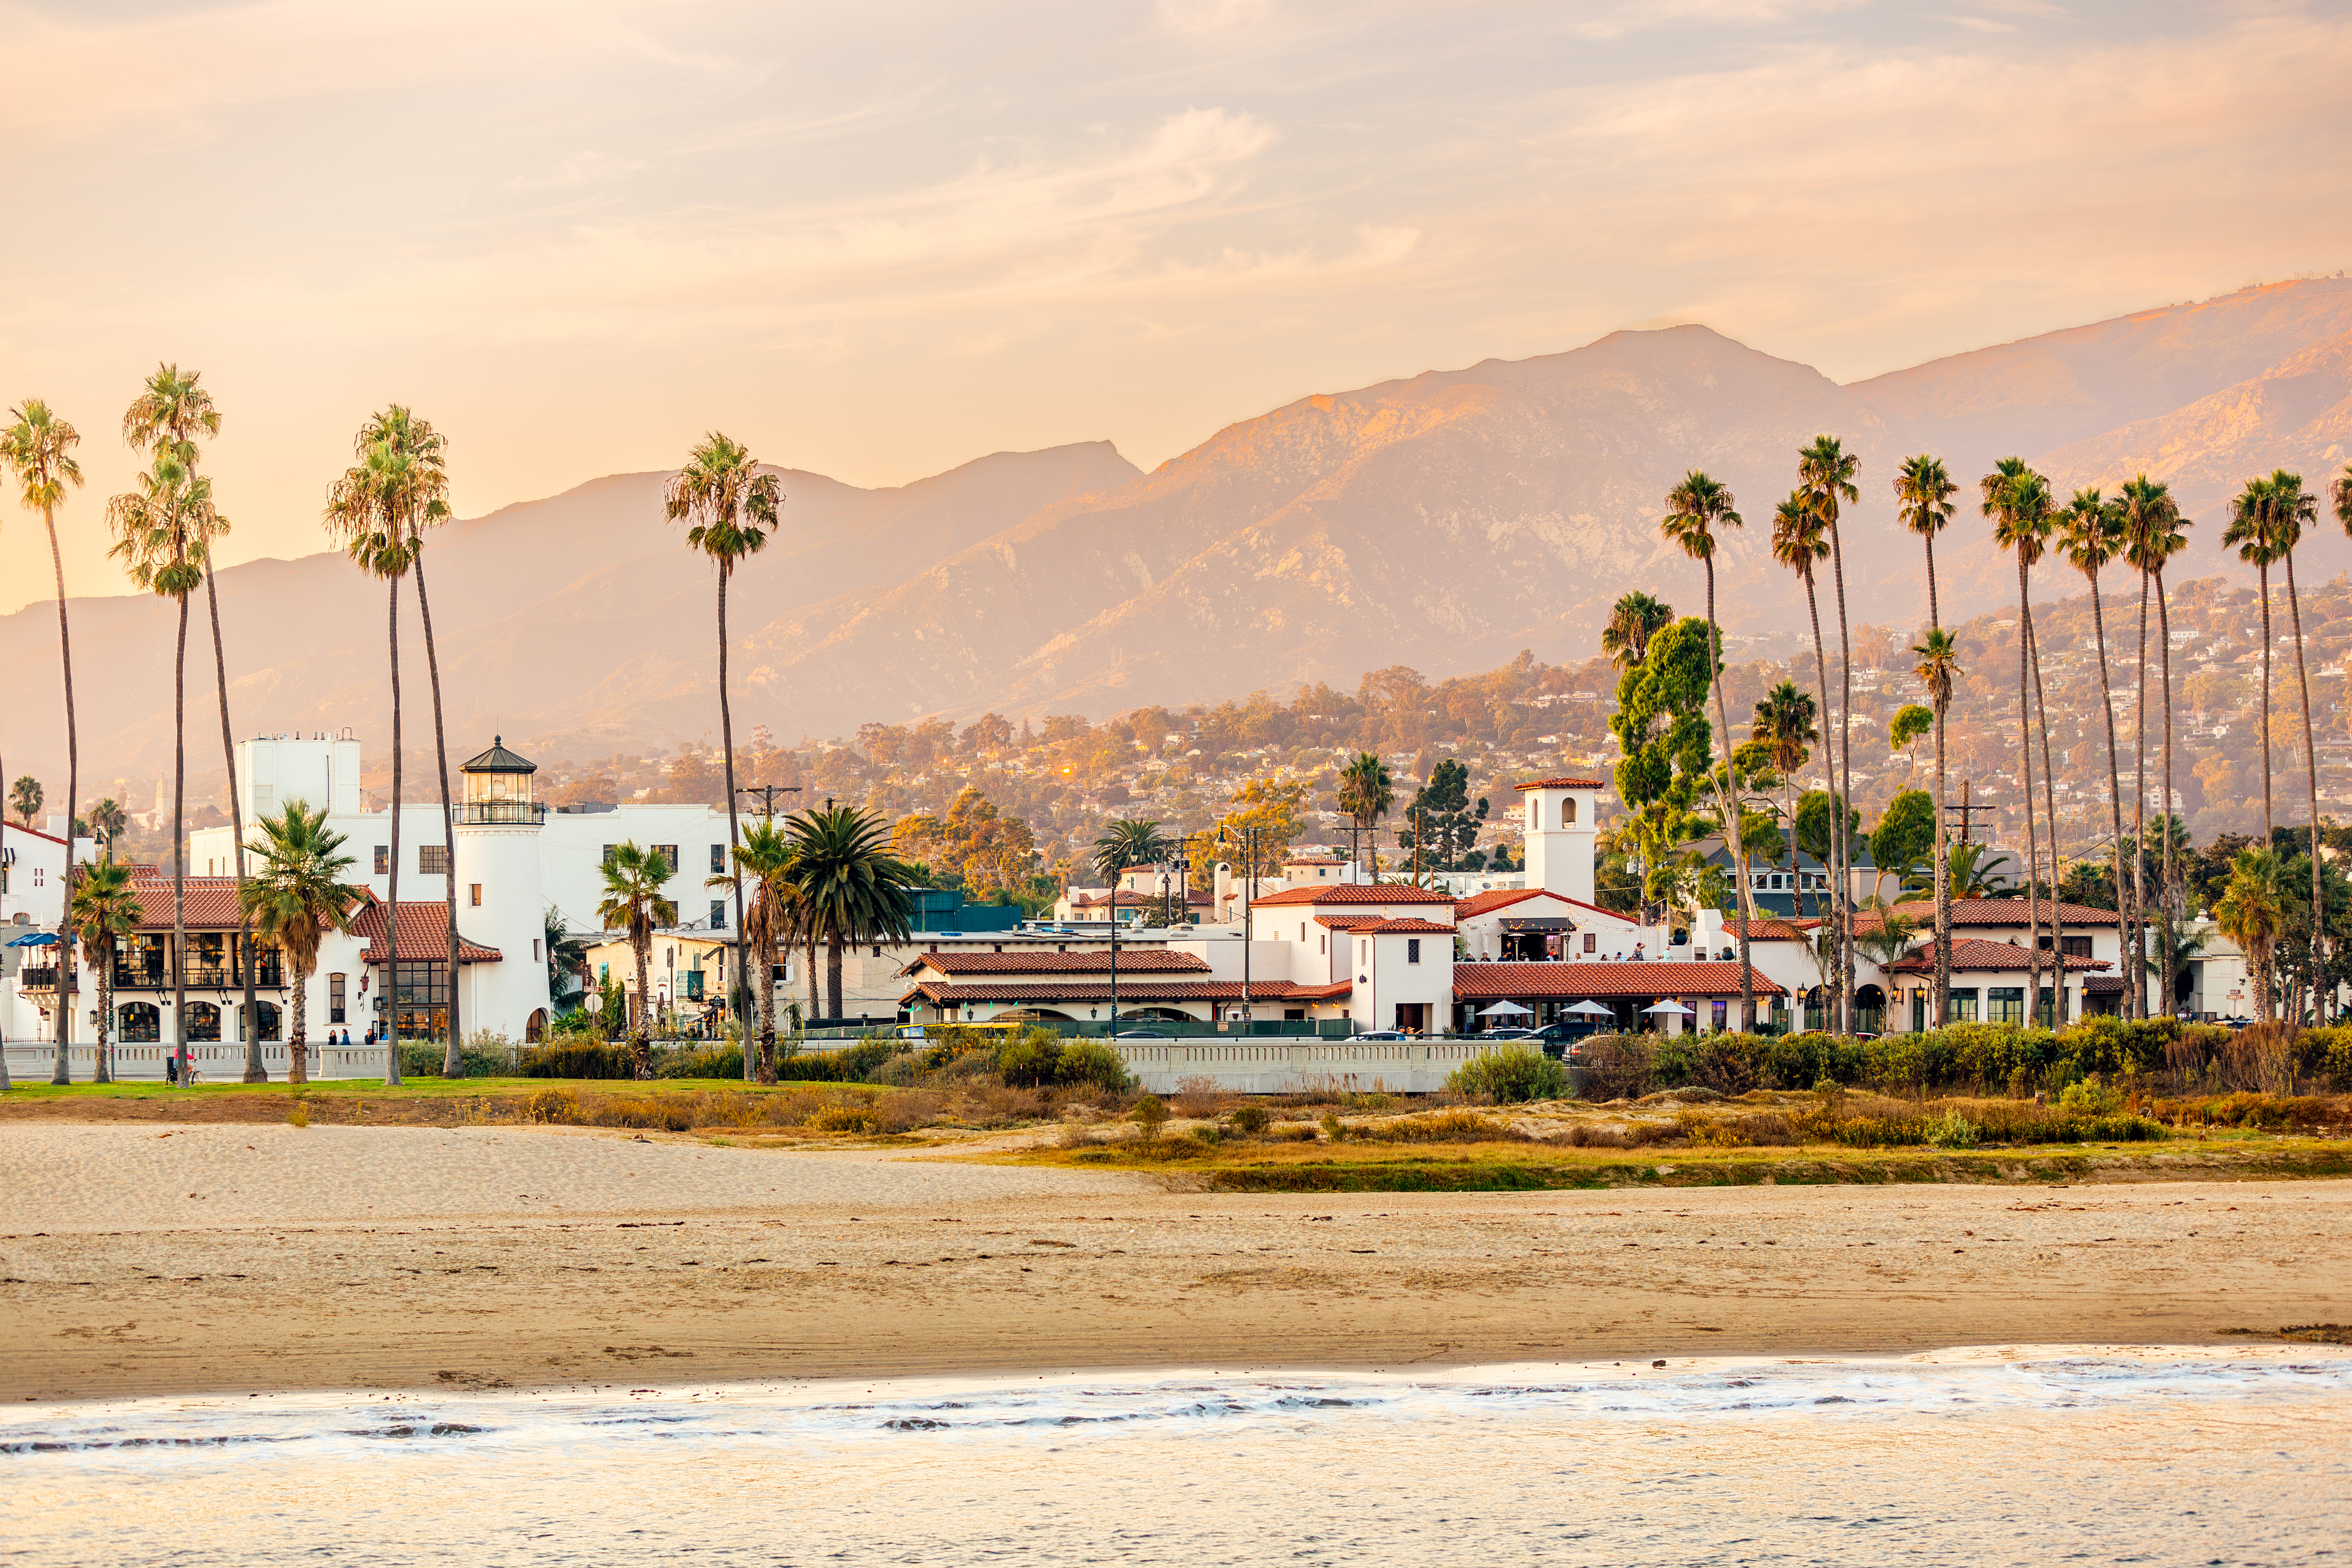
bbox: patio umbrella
[1562,999,1615,1016]
[4,931,59,947]
[1477,1001,1532,1017]
[1641,1001,1695,1016]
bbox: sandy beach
[4,1122,2347,1403]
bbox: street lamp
[1216,823,1263,1024]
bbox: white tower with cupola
[1517,775,1600,904]
[453,737,555,1042]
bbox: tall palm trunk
[2027,606,2064,1022]
[1803,573,1834,1026]
[806,928,820,1025]
[45,501,79,1084]
[1933,698,1951,1029]
[2286,547,2323,1023]
[288,961,310,1087]
[2014,559,2043,1025]
[827,928,846,1022]
[384,574,403,1086]
[2258,564,2274,844]
[2129,575,2149,1018]
[1923,531,1940,633]
[716,566,749,1080]
[410,542,462,1079]
[2156,570,2180,1017]
[202,560,264,1081]
[632,933,653,1079]
[1701,561,1756,1031]
[96,941,114,1088]
[2087,575,2128,1020]
[172,593,189,1087]
[1827,520,1855,1032]
[755,898,777,1084]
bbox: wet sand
[4,1123,2346,1402]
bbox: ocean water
[5,1348,2348,1565]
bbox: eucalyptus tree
[239,803,365,1086]
[2121,476,2190,1014]
[323,445,419,1085]
[1770,493,1835,977]
[1981,458,2052,1017]
[1893,454,1957,630]
[665,432,781,1075]
[597,841,679,1078]
[1661,470,1758,1029]
[1600,591,1675,671]
[2,399,86,1082]
[1796,436,1860,1031]
[1911,628,1963,1024]
[106,443,215,1087]
[121,367,266,1078]
[2056,487,2134,1016]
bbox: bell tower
[1516,775,1601,904]
[454,737,553,1041]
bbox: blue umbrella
[5,931,59,947]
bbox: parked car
[1473,1027,1539,1041]
[1345,1030,1410,1042]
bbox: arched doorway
[1853,984,1885,1034]
[525,1008,549,1043]
[186,1002,221,1042]
[118,1002,160,1043]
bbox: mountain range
[6,277,2352,788]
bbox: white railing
[1111,1038,1488,1094]
[1,1041,390,1082]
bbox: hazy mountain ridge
[8,282,2352,788]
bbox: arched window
[252,1000,282,1041]
[186,1002,222,1042]
[118,1002,160,1043]
[1561,797,1576,824]
[526,1008,549,1044]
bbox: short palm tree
[1983,457,2054,1019]
[88,798,128,860]
[2056,487,2134,1017]
[239,803,365,1086]
[597,841,679,1079]
[8,776,37,827]
[714,819,796,1083]
[1911,627,1963,1025]
[666,432,782,1076]
[3,398,86,1083]
[1893,453,1957,630]
[1337,752,1395,872]
[1599,591,1673,671]
[1750,680,1816,913]
[1772,490,1841,1018]
[1796,436,1860,1032]
[2120,475,2190,1014]
[2214,848,2285,1023]
[785,806,917,1021]
[324,438,423,1085]
[1092,818,1171,885]
[107,444,213,1087]
[70,858,142,1085]
[1662,470,1758,1029]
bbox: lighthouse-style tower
[455,737,554,1042]
[1516,775,1602,904]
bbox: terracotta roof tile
[904,950,1209,977]
[1883,938,2106,974]
[353,900,502,964]
[1314,914,1385,930]
[1452,961,1785,999]
[1885,898,2123,927]
[1452,888,1643,924]
[1363,918,1456,934]
[1515,776,1608,790]
[904,979,1329,1004]
[128,875,247,931]
[1249,883,1455,908]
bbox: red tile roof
[1452,888,1645,925]
[1882,939,2107,974]
[1452,961,1785,999]
[1363,918,1456,935]
[1314,914,1385,930]
[353,901,502,964]
[1249,882,1455,908]
[1515,776,1608,791]
[1886,898,2122,927]
[1729,917,1812,942]
[128,875,248,931]
[903,950,1210,977]
[1287,981,1355,1002]
[903,979,1331,1005]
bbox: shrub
[1266,1123,1318,1142]
[1564,1122,1628,1148]
[1319,1111,1348,1141]
[1925,1112,1980,1149]
[1189,1124,1223,1148]
[1130,1094,1170,1139]
[807,1103,886,1135]
[1227,1105,1271,1135]
[839,1037,901,1081]
[582,1095,695,1131]
[865,1050,924,1087]
[657,1044,744,1080]
[1450,1044,1570,1104]
[1359,1109,1528,1143]
[2057,1074,2123,1116]
[1057,1116,1097,1149]
[995,1029,1063,1088]
[526,1086,582,1124]
[1057,1037,1134,1092]
[1578,1034,1655,1099]
[520,1040,637,1079]
[286,1102,309,1128]
[781,1049,851,1082]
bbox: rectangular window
[711,900,727,928]
[710,844,726,874]
[1947,987,1980,1022]
[1986,986,2025,1025]
[419,844,448,876]
[469,883,483,907]
[1406,938,1421,965]
[532,940,541,962]
[374,845,389,875]
[1583,933,1597,953]
[328,972,347,1024]
[653,844,680,871]
[602,844,616,866]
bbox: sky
[2,0,2348,615]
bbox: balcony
[458,800,547,826]
[18,965,58,991]
[111,956,285,989]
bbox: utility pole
[738,783,800,820]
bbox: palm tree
[785,805,917,1022]
[341,409,466,1079]
[239,803,365,1086]
[324,440,420,1085]
[665,432,783,1079]
[1796,436,1860,1032]
[106,445,212,1088]
[2214,848,2285,1023]
[1752,680,1817,915]
[1661,470,1758,1030]
[1911,627,1963,1026]
[3,399,86,1084]
[121,367,262,1079]
[596,841,678,1079]
[1893,453,1957,630]
[88,798,128,860]
[69,859,142,1085]
[2221,476,2287,847]
[1774,482,1846,1025]
[2256,472,2323,1021]
[2056,487,2134,1017]
[1338,751,1394,873]
[714,819,795,1083]
[1600,590,1674,671]
[1982,457,2052,1024]
[1093,819,1171,884]
[2120,476,2190,1015]
[8,777,38,827]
